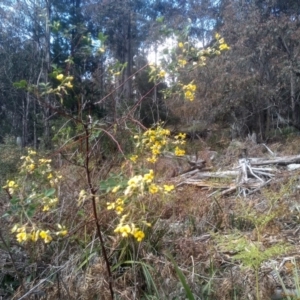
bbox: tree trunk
[43,0,51,149]
[290,64,296,125]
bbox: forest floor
[1,133,300,300]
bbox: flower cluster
[3,149,67,244]
[11,224,67,244]
[136,125,171,163]
[215,33,230,51]
[107,168,175,242]
[174,35,229,102]
[148,64,167,82]
[107,197,124,214]
[132,124,187,163]
[3,180,18,194]
[56,73,74,89]
[182,82,197,101]
[114,215,147,242]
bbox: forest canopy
[1,0,300,146]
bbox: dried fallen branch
[180,170,239,179]
[248,154,300,166]
[172,152,300,197]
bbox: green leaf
[99,176,127,193]
[1,212,11,218]
[165,252,195,300]
[10,197,19,205]
[90,130,102,141]
[44,188,56,197]
[98,32,108,43]
[26,204,36,218]
[13,80,27,89]
[76,252,97,271]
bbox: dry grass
[2,136,300,299]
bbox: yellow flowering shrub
[105,124,184,242]
[2,149,67,244]
[159,32,229,103]
[107,167,175,242]
[133,123,186,165]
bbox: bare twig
[84,123,114,299]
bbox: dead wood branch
[171,152,300,197]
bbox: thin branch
[84,124,114,299]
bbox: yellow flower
[143,170,154,183]
[188,84,196,92]
[17,226,26,233]
[124,186,132,196]
[39,230,52,243]
[184,90,195,101]
[27,164,35,172]
[164,184,175,192]
[107,202,115,210]
[115,206,124,214]
[174,147,185,156]
[8,181,17,188]
[64,81,73,88]
[112,185,121,193]
[150,143,161,155]
[47,173,53,179]
[178,59,187,67]
[31,230,40,242]
[219,38,225,44]
[56,74,64,80]
[149,184,159,194]
[134,230,145,242]
[175,133,186,140]
[115,224,131,237]
[159,70,166,78]
[3,180,18,194]
[178,42,184,48]
[142,221,152,227]
[11,224,19,233]
[56,229,67,236]
[219,43,230,51]
[215,33,220,39]
[129,155,138,163]
[28,149,37,155]
[128,175,143,188]
[42,205,50,211]
[16,232,28,243]
[50,197,58,205]
[147,156,157,163]
[116,198,124,205]
[56,224,68,236]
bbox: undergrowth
[1,27,299,300]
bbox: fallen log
[248,155,300,166]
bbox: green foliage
[213,232,290,300]
[214,232,289,270]
[2,149,66,244]
[13,79,27,89]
